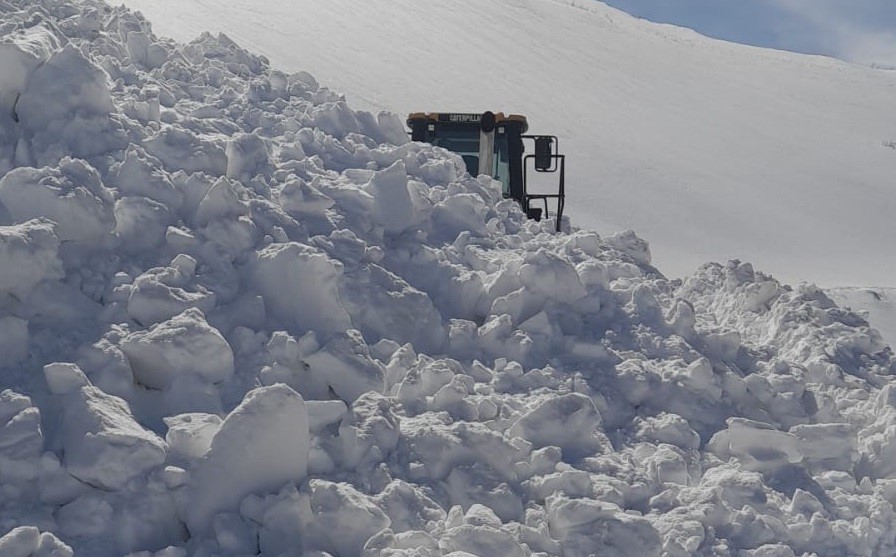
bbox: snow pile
[0,2,894,556]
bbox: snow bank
[0,2,894,555]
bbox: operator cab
[407,111,565,231]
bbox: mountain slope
[118,0,896,287]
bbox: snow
[0,159,116,247]
[116,0,896,288]
[120,308,234,390]
[185,384,310,536]
[61,386,167,490]
[827,287,896,349]
[0,1,894,556]
[42,362,90,395]
[0,526,73,557]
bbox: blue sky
[601,0,896,67]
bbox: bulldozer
[407,111,566,231]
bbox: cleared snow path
[0,2,894,556]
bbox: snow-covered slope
[827,287,896,349]
[117,0,896,288]
[1,2,896,556]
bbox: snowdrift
[0,2,894,556]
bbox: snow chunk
[337,391,399,469]
[520,249,587,304]
[239,484,302,556]
[401,420,524,482]
[306,400,348,433]
[43,362,90,395]
[0,24,61,113]
[0,159,115,246]
[790,422,856,470]
[446,463,524,522]
[365,160,416,234]
[144,126,227,176]
[508,393,611,460]
[16,44,124,164]
[109,147,183,210]
[181,31,268,74]
[259,330,315,393]
[432,192,490,239]
[163,412,222,461]
[397,358,458,406]
[633,413,700,451]
[375,480,447,533]
[114,196,172,254]
[0,390,42,481]
[546,495,661,556]
[76,337,136,399]
[62,386,166,490]
[226,133,271,181]
[279,178,334,218]
[606,229,652,266]
[0,526,72,557]
[310,101,360,139]
[301,479,390,556]
[377,111,411,145]
[304,330,386,402]
[250,242,351,335]
[440,523,528,557]
[127,257,216,326]
[121,308,234,390]
[125,29,169,69]
[185,384,310,535]
[194,176,248,227]
[708,418,803,472]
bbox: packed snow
[0,1,895,556]
[117,0,896,288]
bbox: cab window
[432,127,481,176]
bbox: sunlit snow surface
[1,2,896,556]
[116,0,896,288]
[827,288,896,349]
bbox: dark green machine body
[407,111,565,231]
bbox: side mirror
[534,136,553,171]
